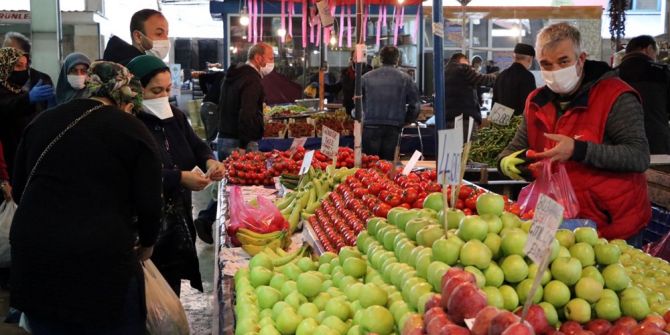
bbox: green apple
[558,246,571,258]
[432,238,461,265]
[250,252,274,270]
[521,220,533,233]
[397,241,416,264]
[574,227,599,246]
[359,283,388,308]
[285,291,308,310]
[481,214,504,234]
[499,284,520,311]
[417,292,439,314]
[394,234,411,251]
[297,257,318,272]
[318,263,333,276]
[457,215,489,241]
[528,263,551,285]
[298,303,320,319]
[356,231,372,254]
[594,297,621,321]
[259,309,272,319]
[269,273,288,291]
[564,298,591,324]
[444,208,466,230]
[501,255,529,283]
[416,225,445,248]
[550,257,582,286]
[325,298,352,321]
[516,278,543,304]
[321,315,349,334]
[620,286,645,300]
[283,262,303,281]
[423,192,444,212]
[297,272,323,299]
[575,277,603,304]
[460,240,493,269]
[501,212,522,229]
[361,306,395,335]
[569,242,596,267]
[366,218,387,237]
[594,243,621,265]
[408,282,433,310]
[465,266,487,288]
[313,324,339,335]
[621,296,650,321]
[601,289,618,301]
[539,302,559,326]
[484,262,505,287]
[381,227,401,251]
[272,302,292,320]
[409,246,429,268]
[389,300,411,324]
[581,266,605,285]
[339,246,362,266]
[405,218,435,241]
[555,229,576,248]
[256,286,282,309]
[476,193,505,216]
[418,208,438,219]
[296,318,319,335]
[236,318,260,334]
[343,257,367,279]
[312,292,331,310]
[427,261,450,291]
[543,280,571,308]
[326,287,344,298]
[276,308,303,334]
[387,207,410,227]
[501,231,528,256]
[550,239,561,262]
[415,252,433,279]
[484,233,503,260]
[602,263,630,291]
[338,276,358,292]
[483,286,505,309]
[250,266,274,288]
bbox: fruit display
[288,122,315,138]
[266,104,309,117]
[313,110,350,136]
[264,122,287,138]
[469,116,523,167]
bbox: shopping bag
[0,200,17,267]
[517,159,580,219]
[227,186,288,245]
[143,259,190,335]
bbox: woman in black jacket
[127,55,224,296]
[10,61,163,334]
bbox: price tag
[320,126,340,158]
[402,150,423,175]
[437,116,463,186]
[354,121,362,167]
[464,318,475,330]
[524,194,564,264]
[489,103,515,126]
[290,137,308,152]
[466,116,475,143]
[299,150,315,175]
[432,22,444,38]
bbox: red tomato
[402,188,419,204]
[456,199,465,210]
[459,186,474,200]
[465,196,478,211]
[384,193,403,207]
[463,208,473,216]
[373,203,392,218]
[398,203,412,209]
[412,198,424,209]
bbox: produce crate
[646,167,670,210]
[263,121,287,139]
[643,205,670,245]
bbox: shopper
[492,43,537,116]
[471,56,483,73]
[10,61,162,334]
[360,45,420,160]
[218,42,274,157]
[337,51,372,116]
[127,55,224,295]
[55,52,91,104]
[0,47,54,180]
[0,141,9,202]
[103,9,170,65]
[617,35,670,155]
[198,71,226,143]
[2,31,54,89]
[499,23,651,241]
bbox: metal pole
[433,1,446,131]
[319,26,325,110]
[418,5,424,92]
[353,0,364,167]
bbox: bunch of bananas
[237,228,290,256]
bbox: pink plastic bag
[227,186,288,245]
[517,159,580,219]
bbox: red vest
[525,78,651,239]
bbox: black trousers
[362,125,401,161]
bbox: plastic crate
[642,205,670,245]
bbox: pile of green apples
[358,190,665,327]
[234,243,421,335]
[617,240,670,315]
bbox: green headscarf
[85,61,143,113]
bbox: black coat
[103,36,144,66]
[137,106,214,292]
[332,64,372,114]
[492,62,536,115]
[10,99,163,326]
[444,63,496,123]
[218,63,265,148]
[617,53,670,154]
[0,68,52,179]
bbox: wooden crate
[646,167,670,210]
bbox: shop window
[626,0,661,12]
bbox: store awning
[423,5,603,19]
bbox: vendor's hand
[135,245,154,261]
[0,181,11,202]
[500,150,528,180]
[181,171,210,191]
[534,133,575,162]
[206,159,225,181]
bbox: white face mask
[143,96,173,120]
[260,62,274,77]
[67,74,86,90]
[541,62,581,94]
[146,39,171,60]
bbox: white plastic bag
[143,259,190,335]
[0,200,17,267]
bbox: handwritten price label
[489,103,515,126]
[524,194,564,264]
[320,126,340,158]
[290,137,308,152]
[437,116,463,186]
[299,150,315,175]
[402,150,423,175]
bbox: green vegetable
[469,116,523,167]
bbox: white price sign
[524,194,564,264]
[437,116,464,186]
[432,22,444,38]
[299,150,315,175]
[320,126,340,158]
[402,150,423,175]
[290,137,308,152]
[354,121,362,167]
[489,103,515,126]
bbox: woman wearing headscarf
[0,47,55,179]
[10,61,163,334]
[55,52,91,104]
[127,55,224,296]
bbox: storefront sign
[320,126,339,159]
[0,11,30,23]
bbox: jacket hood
[225,63,260,83]
[102,36,143,66]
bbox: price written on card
[437,116,464,186]
[432,22,445,38]
[320,126,340,158]
[489,103,515,126]
[402,150,423,175]
[290,137,308,152]
[524,194,564,264]
[299,150,315,175]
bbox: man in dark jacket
[103,9,170,65]
[492,43,537,116]
[361,46,420,160]
[337,51,372,116]
[617,35,670,154]
[217,42,274,157]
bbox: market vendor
[498,22,651,241]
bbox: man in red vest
[498,23,651,241]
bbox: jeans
[25,275,144,335]
[362,125,401,161]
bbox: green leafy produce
[469,116,523,167]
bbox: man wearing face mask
[103,9,170,65]
[217,42,274,157]
[498,23,651,241]
[492,43,537,116]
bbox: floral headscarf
[0,47,24,93]
[84,61,143,113]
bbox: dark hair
[140,67,170,87]
[3,32,31,54]
[449,53,467,64]
[626,35,657,54]
[380,46,400,65]
[130,9,164,35]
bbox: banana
[237,228,283,239]
[236,229,285,246]
[241,244,265,256]
[272,245,307,267]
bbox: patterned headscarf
[0,47,24,93]
[84,61,143,113]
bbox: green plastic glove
[500,149,528,180]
